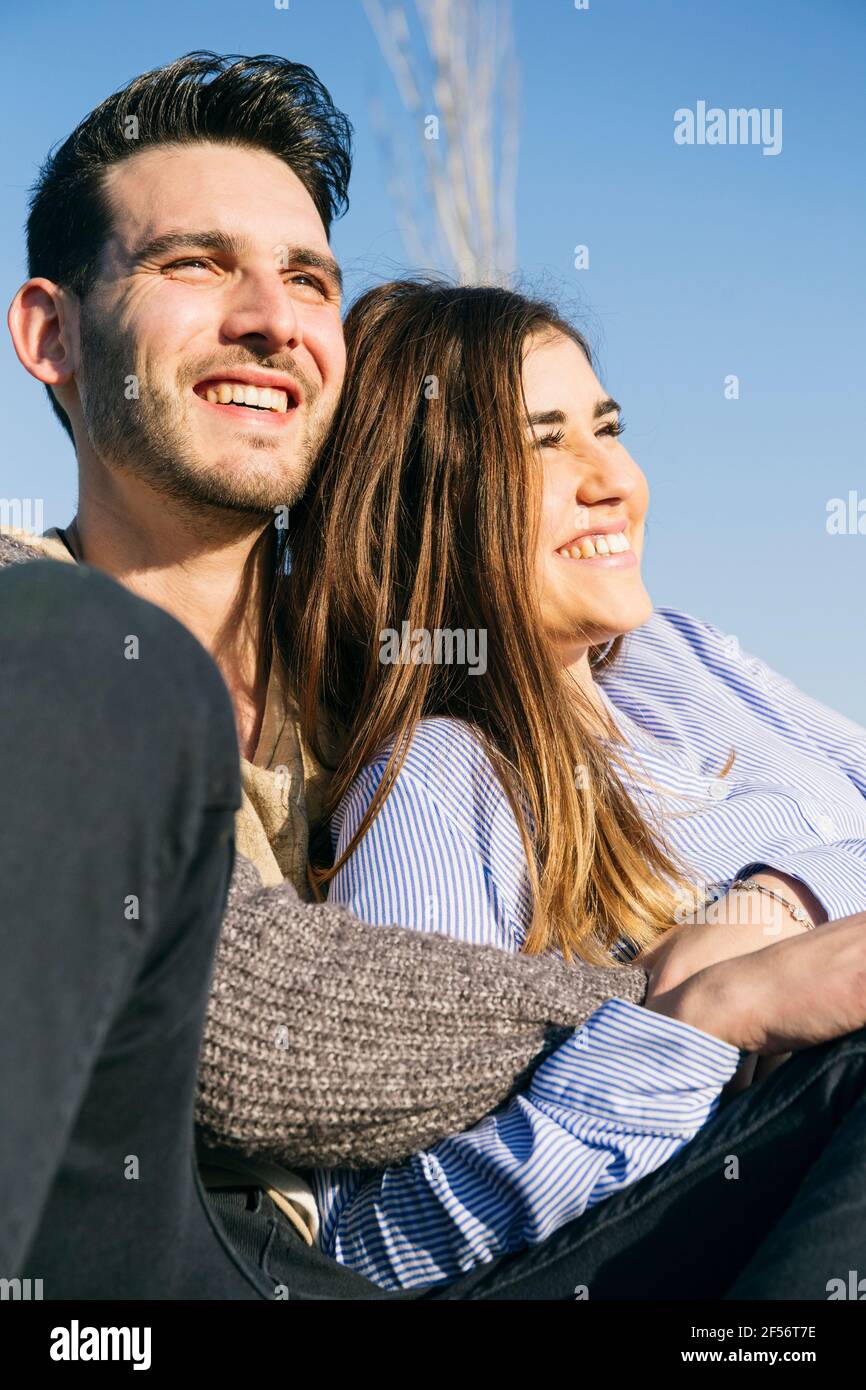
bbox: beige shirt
[6,525,333,896]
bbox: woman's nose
[571,442,637,505]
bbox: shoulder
[0,527,75,568]
[330,716,530,945]
[333,717,528,898]
[337,716,512,844]
[617,605,746,683]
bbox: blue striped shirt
[312,606,866,1290]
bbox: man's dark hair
[26,51,353,441]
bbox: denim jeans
[3,560,865,1301]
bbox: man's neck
[69,479,275,761]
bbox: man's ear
[7,278,79,394]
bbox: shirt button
[707,780,728,800]
[814,813,834,837]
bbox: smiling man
[1,51,671,1301]
[15,73,347,772]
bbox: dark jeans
[2,560,865,1301]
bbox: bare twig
[364,0,519,283]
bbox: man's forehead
[103,141,330,252]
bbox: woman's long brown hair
[277,279,715,963]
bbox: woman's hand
[639,869,824,998]
[641,870,825,1095]
[645,907,866,1056]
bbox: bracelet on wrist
[727,877,816,930]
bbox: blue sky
[1,0,864,719]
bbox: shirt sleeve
[327,756,523,949]
[320,756,741,1291]
[663,610,866,921]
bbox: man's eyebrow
[128,232,343,292]
[129,230,249,264]
[280,246,343,295]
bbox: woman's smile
[553,519,637,567]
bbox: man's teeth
[203,382,291,413]
[556,531,630,559]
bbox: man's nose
[220,272,301,355]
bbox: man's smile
[192,366,303,425]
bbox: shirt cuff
[530,997,742,1137]
[734,847,866,923]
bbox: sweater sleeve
[313,1000,739,1291]
[195,853,648,1170]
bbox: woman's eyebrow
[525,398,621,429]
[526,409,567,428]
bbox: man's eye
[286,272,328,297]
[164,258,213,273]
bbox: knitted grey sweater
[1,532,649,1169]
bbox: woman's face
[524,329,653,665]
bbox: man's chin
[184,445,312,513]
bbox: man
[4,52,866,1302]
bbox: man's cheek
[313,320,347,389]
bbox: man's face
[74,140,346,515]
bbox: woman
[279,280,866,1293]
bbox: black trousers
[2,560,865,1301]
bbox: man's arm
[195,853,649,1169]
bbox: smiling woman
[277,276,866,1293]
[284,279,699,962]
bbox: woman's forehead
[522,331,600,407]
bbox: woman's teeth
[203,382,290,413]
[556,531,630,559]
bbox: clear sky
[1,0,864,719]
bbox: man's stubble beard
[77,304,332,519]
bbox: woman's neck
[565,650,622,741]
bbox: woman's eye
[596,419,625,439]
[535,428,565,448]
